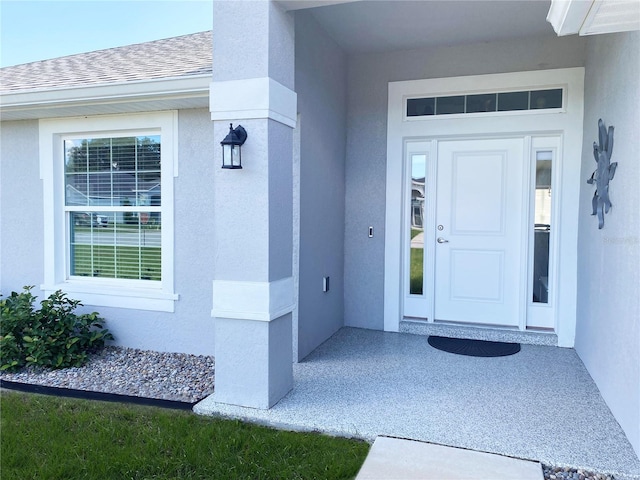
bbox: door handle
[437,237,449,244]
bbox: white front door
[433,138,526,326]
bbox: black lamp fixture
[220,123,247,169]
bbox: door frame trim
[384,68,585,347]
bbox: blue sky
[0,0,213,67]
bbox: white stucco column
[209,0,296,408]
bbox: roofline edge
[0,74,212,115]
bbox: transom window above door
[406,88,563,117]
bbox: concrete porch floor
[194,327,639,479]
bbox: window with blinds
[64,135,162,281]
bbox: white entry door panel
[434,138,525,326]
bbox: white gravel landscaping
[0,346,215,403]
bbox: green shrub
[0,287,37,371]
[0,286,113,372]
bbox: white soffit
[547,0,640,36]
[306,1,554,54]
[582,0,640,35]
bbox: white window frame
[40,111,179,312]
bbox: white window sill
[41,282,179,313]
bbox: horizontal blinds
[64,135,162,281]
[69,212,161,281]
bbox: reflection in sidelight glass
[409,154,426,295]
[533,150,552,303]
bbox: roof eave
[0,74,212,121]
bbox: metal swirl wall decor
[587,119,618,229]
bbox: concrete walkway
[195,327,640,480]
[356,437,543,479]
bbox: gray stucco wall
[0,108,217,356]
[344,34,587,330]
[268,120,294,282]
[575,31,640,457]
[0,120,43,293]
[212,0,294,91]
[294,11,347,360]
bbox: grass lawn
[1,391,370,480]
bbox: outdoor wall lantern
[220,123,247,169]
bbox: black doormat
[427,335,521,357]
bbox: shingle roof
[0,31,213,94]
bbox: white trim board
[384,68,584,348]
[211,277,295,322]
[209,77,297,128]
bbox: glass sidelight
[409,154,426,295]
[532,150,552,303]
